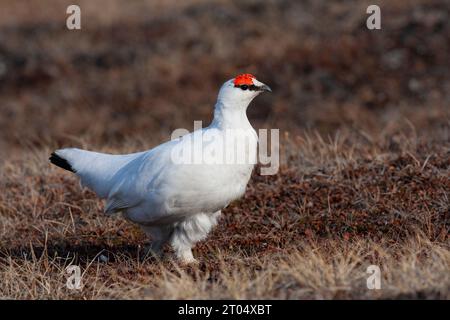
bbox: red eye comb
[233,73,255,86]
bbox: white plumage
[50,74,271,263]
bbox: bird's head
[217,74,272,105]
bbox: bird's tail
[49,152,76,172]
[49,148,93,175]
[49,148,142,198]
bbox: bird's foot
[177,248,198,265]
[143,241,164,259]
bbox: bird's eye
[241,85,248,90]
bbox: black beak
[259,84,272,92]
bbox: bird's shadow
[1,240,160,265]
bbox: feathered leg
[170,211,221,264]
[141,225,173,258]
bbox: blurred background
[0,1,448,299]
[0,0,448,159]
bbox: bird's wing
[104,128,249,220]
[102,139,180,215]
[104,197,135,215]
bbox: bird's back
[106,127,257,224]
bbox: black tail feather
[49,152,75,173]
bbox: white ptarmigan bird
[50,74,271,263]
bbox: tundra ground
[0,0,449,299]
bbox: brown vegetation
[0,0,448,299]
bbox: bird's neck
[210,100,253,130]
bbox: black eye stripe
[234,84,259,91]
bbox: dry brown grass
[0,0,449,299]
[3,237,448,300]
[0,128,448,299]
